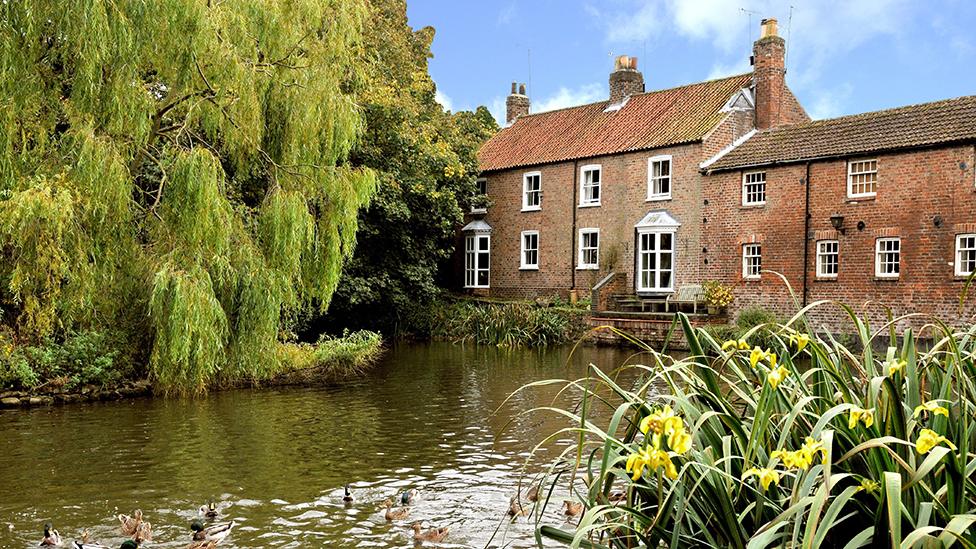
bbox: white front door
[637,231,675,292]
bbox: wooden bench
[666,285,705,314]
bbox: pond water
[0,342,660,548]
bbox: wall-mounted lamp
[830,214,845,234]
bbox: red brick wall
[704,145,976,331]
[468,142,707,299]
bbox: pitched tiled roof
[478,73,753,172]
[706,94,976,171]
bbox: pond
[0,342,661,548]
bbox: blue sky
[406,0,976,124]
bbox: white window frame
[636,229,676,292]
[742,171,767,206]
[816,240,839,279]
[520,230,539,270]
[577,228,600,270]
[875,237,900,278]
[955,234,976,277]
[847,159,878,199]
[522,171,542,212]
[647,155,672,201]
[471,177,488,214]
[579,164,602,207]
[742,243,762,279]
[647,154,674,202]
[463,233,491,288]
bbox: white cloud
[604,2,663,43]
[434,87,453,112]
[806,83,853,120]
[497,1,517,25]
[707,59,751,80]
[534,83,605,113]
[488,96,507,126]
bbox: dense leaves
[0,1,376,393]
[323,0,498,334]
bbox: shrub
[702,280,733,308]
[0,330,123,390]
[524,304,976,548]
[274,330,383,384]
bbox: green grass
[518,299,976,548]
[273,330,383,385]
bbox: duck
[132,521,152,544]
[120,542,139,549]
[381,499,410,521]
[190,519,235,544]
[117,510,143,536]
[199,501,219,521]
[399,488,418,505]
[525,484,540,502]
[71,529,110,549]
[563,500,584,517]
[342,485,354,504]
[411,522,449,543]
[507,496,529,518]
[39,523,62,546]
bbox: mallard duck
[507,496,528,518]
[117,510,143,536]
[39,523,61,546]
[525,484,540,502]
[411,522,449,543]
[382,499,410,521]
[132,521,152,543]
[199,501,218,520]
[399,488,417,505]
[120,542,139,549]
[563,500,584,517]
[71,529,109,549]
[190,519,234,544]
[342,485,354,504]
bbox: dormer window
[579,165,601,207]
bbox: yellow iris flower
[640,405,684,436]
[667,428,693,455]
[625,447,653,481]
[743,467,780,491]
[750,347,765,369]
[771,437,825,470]
[721,339,751,352]
[856,478,879,494]
[915,428,956,455]
[626,447,678,480]
[913,401,949,418]
[790,333,811,352]
[849,406,875,429]
[886,358,907,376]
[767,365,790,390]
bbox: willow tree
[0,1,376,393]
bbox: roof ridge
[513,72,752,121]
[767,93,976,132]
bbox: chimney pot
[506,80,530,124]
[760,18,778,38]
[609,53,644,103]
[511,81,517,94]
[518,83,526,95]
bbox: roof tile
[478,74,753,172]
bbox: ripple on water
[0,342,661,547]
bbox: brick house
[463,19,805,303]
[702,96,976,329]
[460,18,976,330]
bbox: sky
[406,0,976,125]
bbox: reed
[430,300,588,348]
[521,300,976,548]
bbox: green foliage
[430,300,588,348]
[275,330,383,383]
[706,305,782,350]
[524,302,976,548]
[0,1,377,393]
[324,0,498,334]
[0,330,124,390]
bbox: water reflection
[0,342,660,548]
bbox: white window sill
[874,275,900,280]
[521,206,542,212]
[577,265,599,270]
[741,202,766,208]
[578,202,601,208]
[847,194,877,201]
[647,195,672,202]
[742,275,761,280]
[815,275,838,280]
[519,266,539,271]
[470,207,487,214]
[464,286,490,289]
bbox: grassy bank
[426,298,590,347]
[0,328,382,397]
[523,301,976,548]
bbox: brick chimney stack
[753,18,786,130]
[506,82,529,124]
[609,55,644,103]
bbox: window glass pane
[660,270,672,289]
